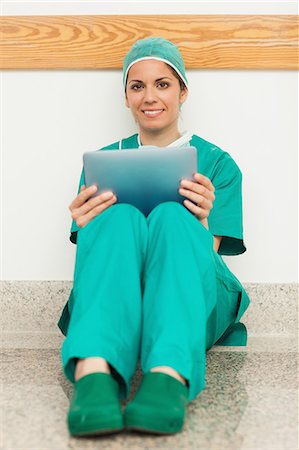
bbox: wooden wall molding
[0,14,298,69]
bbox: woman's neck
[139,128,181,147]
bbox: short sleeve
[208,154,247,256]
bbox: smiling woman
[58,36,251,438]
[125,59,188,144]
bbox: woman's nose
[143,87,157,103]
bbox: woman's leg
[74,356,111,380]
[141,202,219,403]
[61,204,148,401]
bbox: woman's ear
[179,87,188,106]
[125,93,130,109]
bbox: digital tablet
[83,146,197,217]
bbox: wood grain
[0,15,298,69]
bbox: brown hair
[125,62,187,93]
[167,65,187,92]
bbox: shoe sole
[70,425,124,437]
[125,424,182,435]
[69,417,124,437]
[124,415,183,434]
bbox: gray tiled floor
[0,335,298,450]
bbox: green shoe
[67,372,124,436]
[124,372,189,434]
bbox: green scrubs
[57,133,250,402]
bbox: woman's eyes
[131,84,142,90]
[158,82,169,88]
[131,82,169,90]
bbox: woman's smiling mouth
[142,109,164,117]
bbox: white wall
[1,2,298,282]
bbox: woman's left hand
[179,173,216,223]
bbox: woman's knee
[148,201,200,230]
[148,201,185,221]
[112,203,146,218]
[147,201,214,248]
[78,203,147,244]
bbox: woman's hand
[69,184,117,228]
[179,173,216,224]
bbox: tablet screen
[83,146,197,216]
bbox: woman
[57,37,250,437]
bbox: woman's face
[125,59,188,134]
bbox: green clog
[124,372,189,434]
[67,372,124,436]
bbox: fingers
[69,184,97,211]
[185,175,215,196]
[193,173,215,192]
[179,189,212,209]
[180,174,215,201]
[75,195,117,228]
[76,191,115,218]
[69,184,117,227]
[180,173,215,220]
[183,200,208,219]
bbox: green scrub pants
[61,202,245,402]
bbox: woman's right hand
[69,184,117,228]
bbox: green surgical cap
[123,37,188,91]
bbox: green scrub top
[69,133,247,258]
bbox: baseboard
[1,281,298,336]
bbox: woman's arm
[200,218,222,252]
[213,235,223,252]
[180,173,222,252]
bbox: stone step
[1,281,297,339]
[1,335,297,450]
[1,282,297,450]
